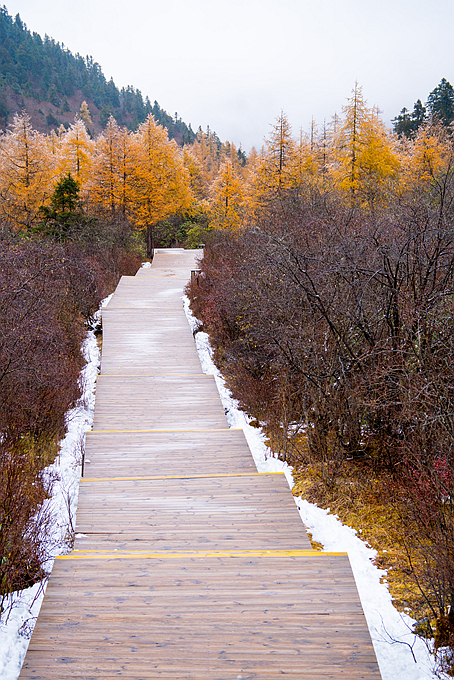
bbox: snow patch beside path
[183,295,436,680]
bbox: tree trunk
[146,224,154,259]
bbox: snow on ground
[183,295,437,680]
[0,296,111,680]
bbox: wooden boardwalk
[20,249,382,679]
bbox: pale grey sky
[4,0,454,150]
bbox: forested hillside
[0,6,195,142]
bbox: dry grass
[291,460,432,623]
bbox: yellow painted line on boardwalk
[80,472,284,482]
[86,428,240,434]
[56,549,347,560]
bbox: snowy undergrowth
[183,295,436,680]
[0,295,111,680]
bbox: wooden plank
[83,430,257,478]
[91,374,228,431]
[20,557,381,679]
[73,474,312,553]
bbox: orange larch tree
[58,119,94,194]
[0,112,56,230]
[209,159,245,232]
[89,117,136,217]
[130,114,193,256]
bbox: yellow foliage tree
[58,119,94,191]
[0,112,56,230]
[398,122,454,215]
[183,147,208,201]
[78,101,92,127]
[130,114,193,256]
[265,111,297,190]
[292,123,331,197]
[218,140,245,174]
[408,123,450,185]
[209,160,245,231]
[189,128,223,185]
[89,117,136,216]
[252,112,299,205]
[333,84,400,206]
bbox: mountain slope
[0,7,195,143]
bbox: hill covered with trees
[0,5,195,142]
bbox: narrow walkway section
[20,249,382,679]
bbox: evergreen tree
[36,173,96,241]
[37,173,88,240]
[427,78,454,126]
[48,172,80,213]
[393,100,427,138]
[393,107,414,138]
[412,99,427,128]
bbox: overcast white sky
[4,0,454,150]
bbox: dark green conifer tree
[427,78,454,126]
[393,100,427,138]
[36,173,90,240]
